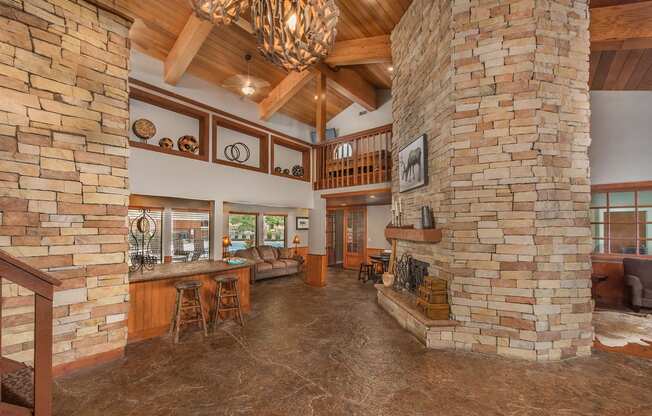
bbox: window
[263,215,287,248]
[128,208,163,265]
[228,213,258,252]
[171,209,210,262]
[333,142,352,160]
[591,189,652,256]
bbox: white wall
[367,205,392,249]
[590,91,652,185]
[129,50,317,259]
[327,90,393,137]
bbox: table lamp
[222,235,232,259]
[292,235,301,256]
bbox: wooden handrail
[314,124,393,146]
[0,250,61,300]
[1,249,60,416]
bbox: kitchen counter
[128,259,254,283]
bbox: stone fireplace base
[376,285,458,347]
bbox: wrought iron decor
[224,142,251,164]
[129,208,158,272]
[393,254,430,293]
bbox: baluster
[353,137,359,186]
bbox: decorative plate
[132,119,156,141]
[292,165,304,177]
[178,136,199,154]
[283,168,290,175]
[159,138,174,150]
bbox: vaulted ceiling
[101,0,411,127]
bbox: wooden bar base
[305,254,328,287]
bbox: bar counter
[127,260,253,343]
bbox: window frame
[227,212,259,252]
[170,208,212,263]
[591,182,652,259]
[262,214,288,248]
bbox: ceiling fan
[221,54,270,99]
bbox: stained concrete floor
[54,269,652,416]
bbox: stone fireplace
[384,0,594,361]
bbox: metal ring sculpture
[129,208,158,272]
[224,142,251,164]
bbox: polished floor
[54,269,652,416]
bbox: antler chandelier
[252,0,340,72]
[190,0,249,25]
[191,0,340,72]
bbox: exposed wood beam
[259,70,315,120]
[325,35,392,66]
[164,14,214,85]
[591,1,652,43]
[315,64,377,111]
[316,73,327,143]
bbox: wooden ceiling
[590,0,652,90]
[106,0,411,127]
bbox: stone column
[0,1,132,367]
[392,0,592,361]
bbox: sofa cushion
[236,248,262,262]
[278,248,293,259]
[271,261,287,269]
[256,262,273,273]
[258,246,278,262]
[282,259,299,268]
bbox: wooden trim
[305,254,328,287]
[317,124,393,147]
[129,87,210,162]
[321,187,392,199]
[212,115,270,174]
[0,250,61,299]
[271,136,311,182]
[592,181,652,192]
[53,348,125,378]
[128,78,312,149]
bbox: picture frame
[398,134,428,193]
[296,217,310,230]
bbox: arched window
[333,142,353,160]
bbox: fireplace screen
[393,254,430,293]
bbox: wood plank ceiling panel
[117,0,411,124]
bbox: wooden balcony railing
[314,124,392,190]
[1,250,61,416]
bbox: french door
[343,206,366,270]
[326,210,337,266]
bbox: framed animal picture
[296,217,310,230]
[399,134,427,193]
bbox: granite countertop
[129,259,254,283]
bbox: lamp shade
[222,235,232,247]
[293,235,301,245]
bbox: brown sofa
[624,258,652,312]
[235,246,301,282]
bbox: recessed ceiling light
[314,95,319,100]
[388,66,394,72]
[370,195,376,199]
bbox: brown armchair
[623,258,652,312]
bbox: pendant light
[190,0,249,25]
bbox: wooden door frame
[326,208,338,266]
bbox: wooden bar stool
[169,280,208,344]
[358,263,374,283]
[212,275,244,329]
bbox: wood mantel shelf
[385,227,442,243]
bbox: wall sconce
[222,235,232,259]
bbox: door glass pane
[593,239,606,254]
[228,214,257,252]
[263,215,286,247]
[172,210,210,262]
[346,209,364,254]
[591,193,607,207]
[638,191,652,206]
[609,192,635,207]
